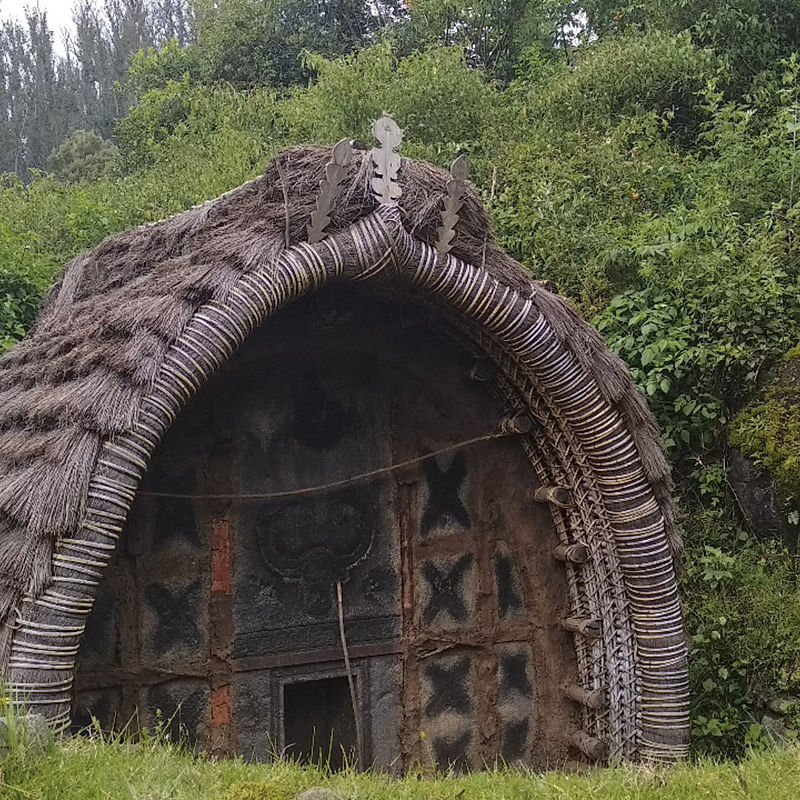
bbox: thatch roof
[0,144,683,761]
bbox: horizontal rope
[138,429,513,501]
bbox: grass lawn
[1,733,799,800]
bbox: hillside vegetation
[2,0,800,758]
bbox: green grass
[1,734,800,800]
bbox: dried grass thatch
[0,145,677,683]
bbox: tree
[582,1,800,90]
[48,129,119,182]
[393,0,580,82]
[0,10,69,174]
[190,0,388,87]
[0,0,194,177]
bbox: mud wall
[73,286,579,769]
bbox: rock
[768,694,800,716]
[761,712,790,743]
[727,448,795,544]
[293,789,342,800]
[0,713,54,756]
[727,344,800,547]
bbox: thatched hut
[0,124,689,769]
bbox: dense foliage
[2,0,800,759]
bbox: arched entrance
[72,285,579,769]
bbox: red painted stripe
[211,518,232,595]
[211,685,232,728]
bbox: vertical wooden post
[209,518,233,757]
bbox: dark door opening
[283,676,359,770]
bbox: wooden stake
[553,542,590,564]
[571,730,606,761]
[337,581,364,766]
[500,412,533,434]
[532,485,574,508]
[564,685,606,709]
[469,358,494,382]
[561,616,602,639]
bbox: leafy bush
[682,510,800,756]
[279,43,500,165]
[0,269,41,354]
[47,131,119,184]
[126,40,202,98]
[584,0,800,91]
[491,113,687,307]
[0,90,276,305]
[191,0,380,88]
[585,63,800,456]
[0,219,51,353]
[521,30,718,131]
[594,262,800,456]
[115,79,278,173]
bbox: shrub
[520,30,718,131]
[115,79,278,173]
[48,131,119,184]
[682,510,800,756]
[279,43,501,166]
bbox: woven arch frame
[8,205,689,762]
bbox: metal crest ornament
[370,115,403,205]
[435,155,469,256]
[307,138,354,244]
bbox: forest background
[2,0,800,759]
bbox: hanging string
[138,429,512,502]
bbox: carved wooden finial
[307,138,353,244]
[436,155,469,256]
[370,115,403,205]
